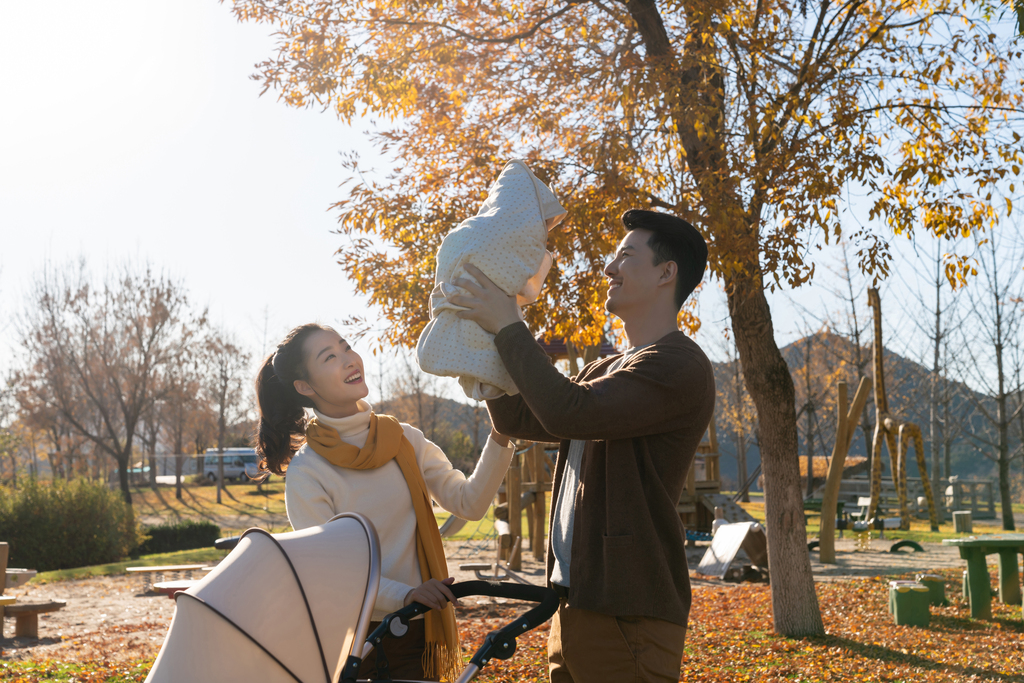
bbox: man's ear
[294,378,316,398]
[658,260,678,288]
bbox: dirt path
[0,538,995,664]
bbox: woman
[254,323,514,681]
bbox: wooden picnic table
[942,533,1024,619]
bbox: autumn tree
[818,242,877,469]
[886,236,971,519]
[203,329,252,504]
[231,0,1023,635]
[0,379,23,487]
[951,230,1024,530]
[14,262,198,504]
[162,348,210,500]
[714,329,758,500]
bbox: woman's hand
[404,577,460,610]
[448,264,521,335]
[490,428,510,447]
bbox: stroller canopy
[146,513,380,683]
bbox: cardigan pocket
[603,534,634,548]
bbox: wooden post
[0,541,8,629]
[523,452,535,555]
[507,450,522,571]
[819,378,872,564]
[531,444,547,561]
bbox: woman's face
[293,329,369,417]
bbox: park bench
[4,600,67,638]
[153,579,199,599]
[803,499,845,524]
[125,564,208,592]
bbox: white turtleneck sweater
[284,400,514,621]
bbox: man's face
[604,229,664,315]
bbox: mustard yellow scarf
[305,413,461,682]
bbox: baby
[416,160,566,399]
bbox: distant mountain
[378,392,493,472]
[385,330,1007,489]
[712,330,997,490]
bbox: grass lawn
[128,481,289,535]
[32,547,229,584]
[738,499,1023,545]
[0,661,152,682]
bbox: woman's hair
[254,323,332,475]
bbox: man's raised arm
[492,322,712,442]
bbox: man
[449,209,716,682]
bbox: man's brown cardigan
[486,322,715,627]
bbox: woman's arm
[407,426,514,521]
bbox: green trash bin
[916,574,948,606]
[889,581,931,627]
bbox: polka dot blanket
[416,159,567,400]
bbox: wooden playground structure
[865,288,939,531]
[492,442,552,571]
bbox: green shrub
[0,479,140,572]
[138,519,221,555]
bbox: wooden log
[507,451,522,571]
[494,518,512,563]
[0,541,7,627]
[530,444,546,561]
[819,378,871,564]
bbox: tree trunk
[930,268,946,522]
[217,400,226,505]
[943,396,953,480]
[175,454,185,501]
[804,337,815,498]
[736,433,749,503]
[997,394,1016,531]
[116,452,133,505]
[727,275,824,636]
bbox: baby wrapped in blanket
[416,160,567,400]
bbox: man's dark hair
[621,209,708,309]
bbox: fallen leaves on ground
[2,567,1021,682]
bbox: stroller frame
[345,580,558,683]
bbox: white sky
[0,1,375,364]
[0,0,998,406]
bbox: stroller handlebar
[354,580,559,683]
[372,580,558,632]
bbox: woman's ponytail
[253,323,330,475]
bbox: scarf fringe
[421,640,462,683]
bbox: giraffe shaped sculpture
[867,288,940,531]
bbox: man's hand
[448,264,521,335]
[404,577,459,610]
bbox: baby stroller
[145,513,558,683]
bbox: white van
[203,448,260,483]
